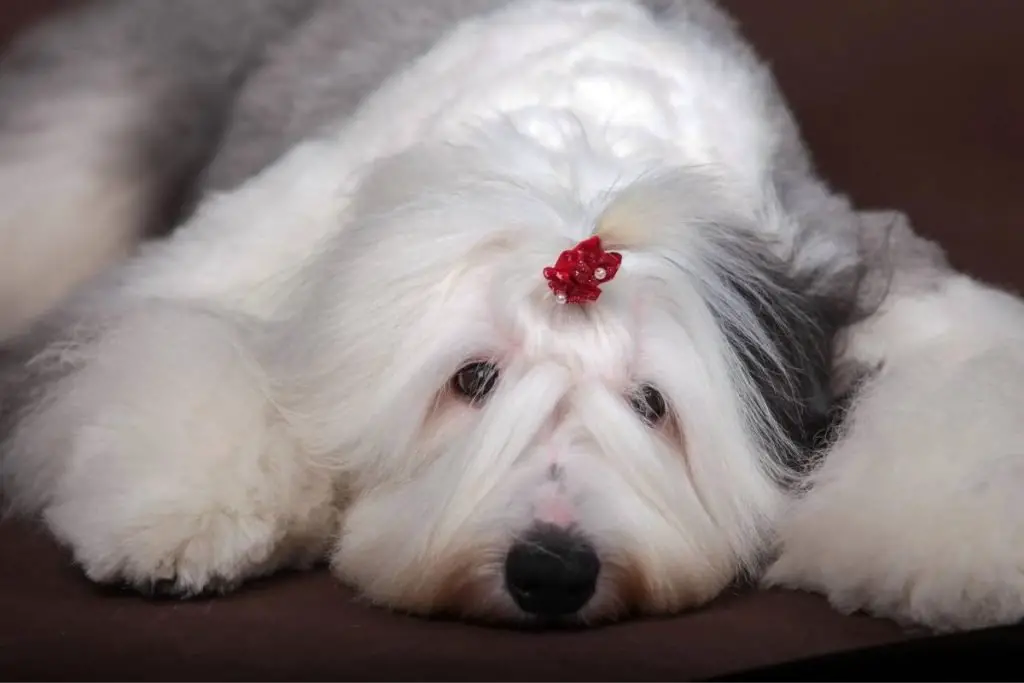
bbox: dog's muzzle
[504,524,600,617]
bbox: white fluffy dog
[2,0,1024,632]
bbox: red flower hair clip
[543,235,622,304]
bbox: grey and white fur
[1,0,1022,632]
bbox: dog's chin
[340,555,733,629]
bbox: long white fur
[2,0,1024,633]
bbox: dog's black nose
[504,525,600,617]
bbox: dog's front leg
[2,303,337,597]
[765,237,1024,631]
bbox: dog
[2,0,1024,632]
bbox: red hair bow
[543,235,622,304]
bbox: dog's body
[2,0,1024,631]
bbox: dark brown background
[1,1,1022,680]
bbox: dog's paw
[763,519,1024,633]
[40,452,338,599]
[763,442,1024,632]
[762,345,1024,632]
[45,497,319,598]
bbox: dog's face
[275,134,841,624]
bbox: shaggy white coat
[2,0,1023,632]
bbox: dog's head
[273,126,862,624]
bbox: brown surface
[733,0,1024,292]
[1,0,1022,680]
[0,521,907,681]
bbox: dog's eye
[451,361,500,403]
[630,384,668,426]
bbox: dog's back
[0,0,479,338]
[0,0,319,338]
[0,0,802,341]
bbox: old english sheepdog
[2,0,1024,632]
